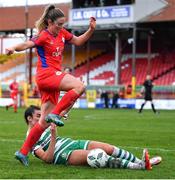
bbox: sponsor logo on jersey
[52,47,62,57]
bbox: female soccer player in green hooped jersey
[24,105,162,169]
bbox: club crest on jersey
[56,71,62,76]
[61,153,67,159]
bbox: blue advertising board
[72,6,131,21]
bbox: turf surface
[0,107,174,179]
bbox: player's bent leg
[59,74,86,94]
[87,141,114,155]
[68,150,89,166]
[51,74,85,117]
[111,146,143,164]
[15,101,54,165]
[87,142,143,165]
[70,148,152,170]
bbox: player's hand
[89,17,96,30]
[5,47,15,55]
[50,123,57,138]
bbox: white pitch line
[0,139,23,143]
[119,145,175,152]
[0,121,21,124]
[0,138,175,152]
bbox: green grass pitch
[0,107,175,179]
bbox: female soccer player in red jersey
[6,5,96,166]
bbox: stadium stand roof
[142,0,175,22]
[0,0,175,32]
[0,3,70,32]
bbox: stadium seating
[62,48,104,67]
[0,53,28,84]
[74,53,114,77]
[75,52,175,86]
[0,49,104,84]
[154,69,175,85]
[0,50,175,86]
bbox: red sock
[20,122,45,155]
[52,90,80,115]
[14,104,17,112]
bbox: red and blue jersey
[31,28,73,72]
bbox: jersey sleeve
[31,31,46,46]
[31,144,42,157]
[62,28,73,41]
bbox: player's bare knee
[75,83,86,95]
[80,83,86,94]
[101,144,114,155]
[107,145,114,155]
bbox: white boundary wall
[135,99,175,110]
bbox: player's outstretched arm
[70,17,96,46]
[5,40,35,55]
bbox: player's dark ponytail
[35,4,65,32]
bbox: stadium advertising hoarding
[1,98,175,110]
[69,6,133,27]
[0,98,13,106]
[135,99,175,110]
[74,98,175,110]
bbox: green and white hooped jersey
[32,127,89,165]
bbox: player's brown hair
[35,4,65,32]
[24,105,40,125]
